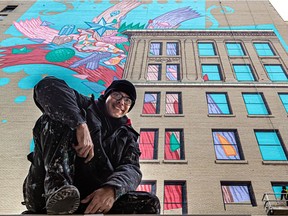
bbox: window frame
[166,64,180,81]
[254,130,288,161]
[165,92,183,114]
[233,64,256,81]
[149,42,162,56]
[212,129,245,160]
[202,64,222,81]
[139,128,159,160]
[221,181,257,206]
[253,42,275,56]
[198,42,217,56]
[0,5,18,13]
[164,181,187,215]
[278,93,288,113]
[242,92,271,115]
[166,42,179,56]
[142,92,161,115]
[147,64,162,81]
[137,180,157,195]
[225,42,246,56]
[164,128,185,160]
[264,64,288,82]
[206,92,232,115]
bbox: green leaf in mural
[45,48,75,62]
[170,133,180,152]
[118,22,145,33]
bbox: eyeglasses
[110,92,133,105]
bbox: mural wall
[0,0,287,213]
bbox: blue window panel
[198,42,216,56]
[213,131,241,160]
[243,94,269,115]
[207,93,231,114]
[259,146,287,160]
[166,42,179,56]
[202,65,221,81]
[265,65,288,82]
[254,43,275,56]
[233,65,255,81]
[255,131,280,145]
[226,43,245,56]
[150,42,162,55]
[279,93,288,112]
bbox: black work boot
[46,185,80,214]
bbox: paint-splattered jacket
[33,76,142,200]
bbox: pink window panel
[165,131,181,160]
[147,64,160,81]
[164,184,182,210]
[136,183,152,193]
[139,130,155,160]
[142,93,158,114]
[166,93,180,114]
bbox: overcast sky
[269,0,288,21]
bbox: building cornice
[132,82,288,88]
[123,29,276,38]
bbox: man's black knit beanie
[100,79,137,112]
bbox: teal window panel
[254,43,275,56]
[255,131,287,161]
[233,65,255,81]
[259,146,287,160]
[243,93,270,115]
[202,64,221,81]
[255,131,280,145]
[226,42,245,56]
[198,42,216,56]
[264,65,288,81]
[279,93,288,112]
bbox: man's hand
[73,123,94,163]
[81,186,116,214]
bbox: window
[165,129,184,160]
[0,14,7,21]
[198,42,216,56]
[164,181,187,215]
[202,64,222,81]
[242,93,270,115]
[136,181,157,195]
[226,42,245,56]
[271,182,288,200]
[264,64,288,82]
[166,42,179,56]
[212,130,244,160]
[254,43,275,56]
[166,64,180,81]
[221,182,256,206]
[166,92,182,114]
[254,130,287,161]
[149,42,162,55]
[139,129,158,160]
[142,92,160,114]
[233,64,255,81]
[278,93,288,113]
[206,93,232,115]
[147,64,161,81]
[0,5,17,13]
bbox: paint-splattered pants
[22,115,160,214]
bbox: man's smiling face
[105,91,132,118]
